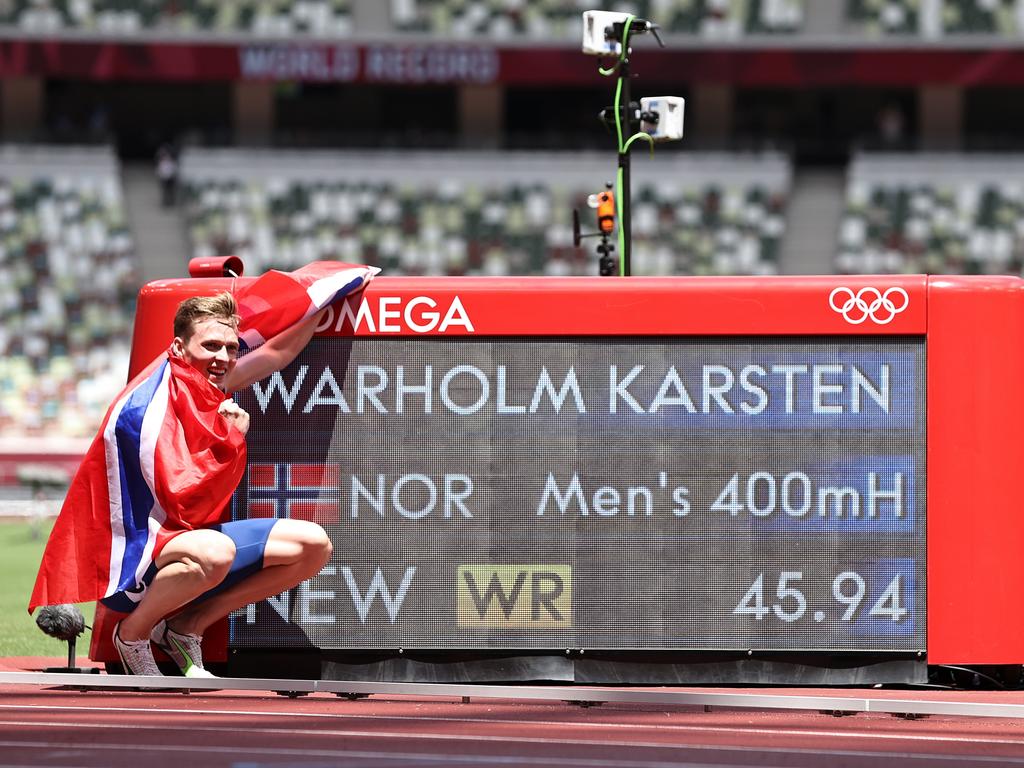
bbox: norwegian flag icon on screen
[247,463,340,524]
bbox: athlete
[107,292,332,677]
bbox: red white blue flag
[29,261,376,612]
[235,261,378,350]
[248,463,340,525]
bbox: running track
[3,658,1024,767]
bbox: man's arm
[223,307,328,392]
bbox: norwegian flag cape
[29,261,377,612]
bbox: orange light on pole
[596,189,615,234]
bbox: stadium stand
[1,0,801,38]
[179,149,791,279]
[5,0,353,36]
[10,0,1024,42]
[846,0,918,35]
[837,153,1024,274]
[388,0,804,38]
[845,0,1024,37]
[0,145,135,438]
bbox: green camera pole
[596,14,659,277]
[617,53,633,277]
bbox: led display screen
[230,335,925,651]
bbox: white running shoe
[150,619,216,678]
[113,622,163,676]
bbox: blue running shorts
[101,518,280,613]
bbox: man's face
[171,317,239,387]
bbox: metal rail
[2,671,1023,719]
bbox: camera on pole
[574,11,685,276]
[573,183,618,276]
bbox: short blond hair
[173,292,240,340]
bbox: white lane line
[0,740,783,768]
[1,704,1022,748]
[0,718,1023,764]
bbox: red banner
[0,38,1023,86]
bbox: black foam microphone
[35,604,97,674]
[35,604,86,641]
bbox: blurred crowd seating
[837,153,1024,274]
[846,0,1024,36]
[6,0,353,36]
[18,0,1024,40]
[4,0,801,38]
[0,146,135,439]
[180,149,790,279]
[389,0,805,38]
[11,0,1024,40]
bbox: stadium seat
[845,0,1022,36]
[388,0,805,39]
[179,148,791,279]
[12,0,1024,39]
[0,0,353,35]
[0,146,135,439]
[837,153,1024,274]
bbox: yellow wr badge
[457,565,572,629]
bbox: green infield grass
[0,519,96,658]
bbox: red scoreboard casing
[89,274,1023,668]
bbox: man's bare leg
[167,519,332,636]
[116,529,236,642]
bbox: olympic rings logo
[828,286,910,325]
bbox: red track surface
[3,657,1024,767]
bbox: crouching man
[32,291,337,677]
[111,292,335,677]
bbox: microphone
[35,604,98,674]
[35,604,86,641]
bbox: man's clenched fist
[218,398,250,436]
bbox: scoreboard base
[228,649,928,687]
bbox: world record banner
[229,335,926,652]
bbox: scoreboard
[233,334,925,652]
[91,273,1024,668]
